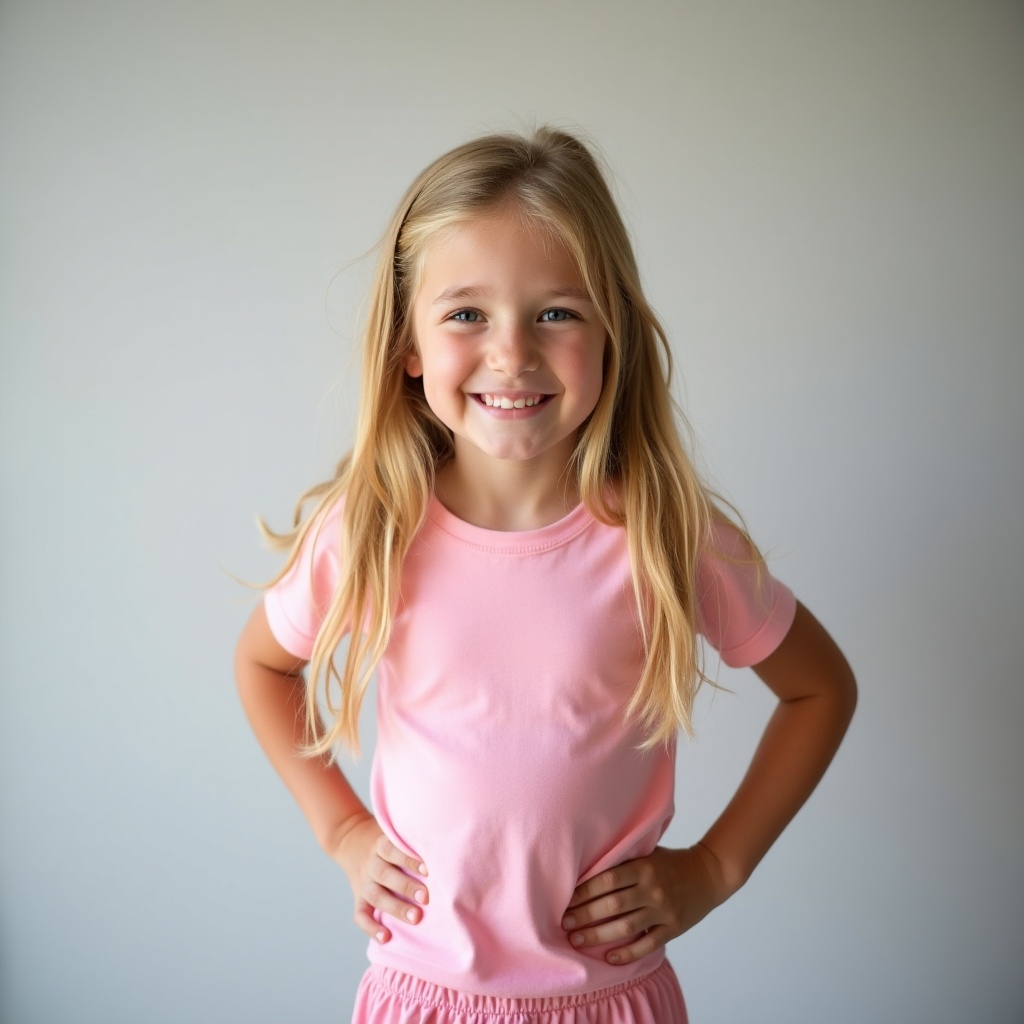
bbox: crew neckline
[426,494,595,553]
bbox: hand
[562,844,730,965]
[330,814,429,944]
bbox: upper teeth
[482,395,543,409]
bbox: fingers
[354,900,389,943]
[563,883,644,930]
[566,906,655,946]
[564,902,672,965]
[372,835,428,909]
[566,863,635,910]
[365,863,428,917]
[360,876,424,932]
[562,881,662,963]
[354,835,429,942]
[563,851,685,965]
[375,834,429,881]
[565,858,659,928]
[603,925,669,966]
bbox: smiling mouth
[477,393,551,410]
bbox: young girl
[235,127,856,1023]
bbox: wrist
[319,808,374,866]
[693,840,747,901]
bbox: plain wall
[1,1,1021,1022]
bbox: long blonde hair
[265,126,752,755]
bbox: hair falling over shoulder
[262,126,759,758]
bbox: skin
[405,211,606,530]
[235,208,857,960]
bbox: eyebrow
[431,284,594,305]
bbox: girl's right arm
[234,602,429,942]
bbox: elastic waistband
[355,959,687,1022]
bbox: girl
[235,127,856,1023]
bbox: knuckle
[606,893,624,915]
[375,835,391,857]
[354,907,375,932]
[618,918,634,939]
[650,885,666,907]
[379,895,401,917]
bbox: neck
[436,446,580,532]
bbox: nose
[487,321,539,378]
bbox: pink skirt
[351,961,688,1023]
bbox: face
[406,211,606,476]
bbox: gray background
[1,2,1021,1022]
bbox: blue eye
[450,309,482,322]
[540,308,576,322]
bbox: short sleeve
[263,500,344,660]
[696,521,797,668]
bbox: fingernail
[414,888,426,904]
[418,863,428,876]
[608,952,621,964]
[570,933,585,947]
[562,915,576,929]
[405,908,417,922]
[375,930,386,943]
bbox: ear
[404,349,423,378]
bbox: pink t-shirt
[265,496,796,998]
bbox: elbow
[833,652,858,733]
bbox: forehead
[412,212,585,300]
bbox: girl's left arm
[562,601,857,965]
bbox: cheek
[423,337,476,384]
[584,371,605,415]
[577,352,608,422]
[567,341,606,403]
[417,347,477,417]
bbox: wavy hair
[264,126,755,755]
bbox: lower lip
[473,395,552,419]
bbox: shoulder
[696,518,797,668]
[281,494,346,577]
[263,494,346,659]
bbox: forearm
[700,602,857,893]
[700,687,853,891]
[235,641,370,854]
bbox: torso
[368,497,672,996]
